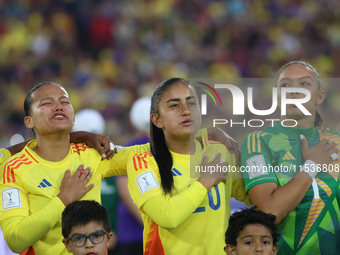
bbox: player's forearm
[249,171,313,224]
[117,177,143,225]
[142,181,206,229]
[123,194,143,225]
[1,196,65,252]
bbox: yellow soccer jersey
[0,148,11,165]
[127,140,249,255]
[0,140,149,255]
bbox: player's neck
[281,114,315,129]
[34,134,70,162]
[165,135,195,155]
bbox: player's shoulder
[242,126,278,145]
[2,148,36,168]
[0,148,11,165]
[70,143,102,163]
[1,149,37,184]
[130,150,155,172]
[246,127,276,138]
[124,143,150,153]
[204,140,228,153]
[70,143,94,155]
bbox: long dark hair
[150,77,190,195]
[276,61,323,127]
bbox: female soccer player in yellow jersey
[0,82,149,255]
[127,78,250,255]
[241,61,340,254]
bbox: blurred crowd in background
[1,0,340,254]
[1,0,340,147]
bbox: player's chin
[53,124,74,133]
[189,127,199,135]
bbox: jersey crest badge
[246,154,267,179]
[136,171,159,194]
[2,188,21,210]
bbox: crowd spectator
[1,0,340,147]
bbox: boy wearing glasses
[62,200,113,255]
[224,207,279,255]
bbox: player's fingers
[84,183,94,193]
[74,164,85,175]
[63,169,71,179]
[317,138,329,147]
[324,141,338,151]
[201,153,209,165]
[80,167,92,180]
[101,137,113,158]
[92,141,106,159]
[329,148,339,157]
[211,153,221,164]
[102,136,111,151]
[105,149,117,160]
[300,135,309,151]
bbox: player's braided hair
[150,77,189,195]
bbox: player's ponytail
[150,77,189,195]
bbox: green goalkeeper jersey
[241,122,340,255]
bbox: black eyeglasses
[68,230,108,247]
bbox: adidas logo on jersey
[172,168,182,176]
[282,151,295,161]
[38,179,52,188]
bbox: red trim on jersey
[24,149,39,163]
[144,223,165,255]
[6,160,32,183]
[3,155,32,184]
[208,141,223,145]
[133,156,138,171]
[137,156,143,169]
[2,155,24,182]
[202,137,208,146]
[71,143,92,154]
[133,151,153,171]
[20,247,35,255]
